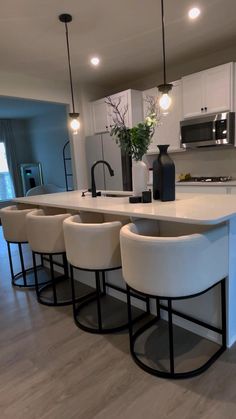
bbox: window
[0,143,15,201]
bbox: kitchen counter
[13,191,236,347]
[176,180,236,186]
[13,190,236,225]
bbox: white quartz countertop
[13,190,236,225]
[176,180,236,186]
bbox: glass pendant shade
[69,112,80,134]
[159,92,172,111]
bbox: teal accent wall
[28,105,70,188]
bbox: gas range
[179,176,233,183]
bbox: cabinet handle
[201,107,204,111]
[204,107,207,111]
[105,125,108,129]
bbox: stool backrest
[63,215,122,270]
[26,209,71,254]
[0,205,35,243]
[120,220,229,298]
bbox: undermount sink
[101,192,132,198]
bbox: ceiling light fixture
[188,7,201,19]
[91,57,100,66]
[59,13,80,135]
[158,0,172,113]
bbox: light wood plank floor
[1,227,236,419]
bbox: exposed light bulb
[188,7,201,19]
[90,57,100,66]
[159,93,172,111]
[70,117,80,135]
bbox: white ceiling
[1,0,236,88]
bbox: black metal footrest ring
[12,265,49,289]
[36,275,76,307]
[73,293,149,335]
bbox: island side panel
[227,217,236,347]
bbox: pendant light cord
[161,0,167,85]
[64,22,75,113]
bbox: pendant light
[59,13,80,135]
[158,0,172,112]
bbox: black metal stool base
[127,278,227,379]
[71,266,149,334]
[7,241,48,289]
[36,274,71,306]
[12,266,49,288]
[74,293,130,334]
[33,252,95,307]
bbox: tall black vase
[153,145,175,201]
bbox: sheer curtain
[0,120,21,197]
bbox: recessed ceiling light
[188,7,201,19]
[90,57,100,66]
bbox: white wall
[0,69,88,190]
[0,70,70,104]
[145,148,236,179]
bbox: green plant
[105,95,160,161]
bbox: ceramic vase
[132,160,148,196]
[153,145,175,201]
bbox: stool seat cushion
[26,209,71,254]
[63,215,122,270]
[0,205,36,243]
[120,220,229,298]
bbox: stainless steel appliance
[85,133,132,191]
[180,112,235,148]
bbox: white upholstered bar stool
[0,205,44,288]
[120,219,228,379]
[63,214,136,334]
[26,209,77,306]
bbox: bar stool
[63,215,148,334]
[0,205,44,288]
[120,219,228,379]
[26,209,79,306]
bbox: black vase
[153,145,175,201]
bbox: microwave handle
[212,121,216,141]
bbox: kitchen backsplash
[145,147,236,179]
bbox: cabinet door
[102,133,123,191]
[143,83,182,152]
[204,64,232,114]
[85,135,105,190]
[182,73,204,118]
[107,91,129,127]
[92,99,109,134]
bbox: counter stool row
[0,206,140,333]
[0,205,228,379]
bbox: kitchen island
[14,190,236,347]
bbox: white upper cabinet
[182,73,203,118]
[92,99,109,134]
[143,81,183,153]
[91,89,143,134]
[182,63,233,119]
[204,64,232,113]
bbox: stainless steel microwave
[180,112,235,148]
